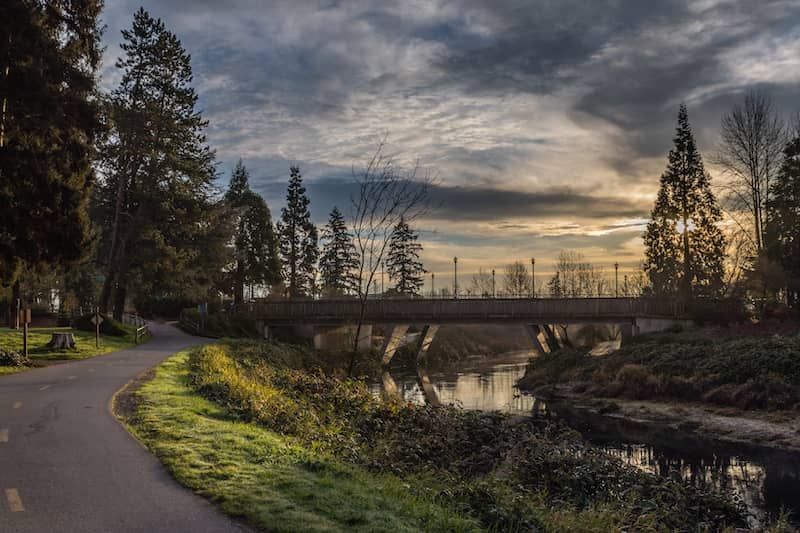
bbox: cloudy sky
[99,0,800,289]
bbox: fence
[244,297,686,325]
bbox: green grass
[0,325,148,374]
[123,351,480,532]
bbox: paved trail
[0,323,248,532]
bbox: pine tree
[96,8,221,318]
[0,0,103,284]
[277,166,318,297]
[225,161,281,305]
[644,104,726,298]
[319,207,359,296]
[386,218,425,295]
[767,133,800,306]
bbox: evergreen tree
[277,166,318,297]
[386,218,425,295]
[0,0,103,284]
[767,132,800,306]
[643,104,726,298]
[95,8,222,319]
[319,207,359,296]
[225,161,281,305]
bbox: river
[373,351,800,528]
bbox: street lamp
[531,257,536,298]
[453,257,458,299]
[492,269,496,298]
[431,272,435,297]
[614,262,619,297]
[381,261,385,297]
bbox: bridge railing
[243,297,686,324]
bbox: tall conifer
[386,218,425,295]
[0,0,103,284]
[277,166,318,297]
[767,132,800,306]
[644,104,726,298]
[319,207,359,296]
[225,161,281,305]
[96,8,220,318]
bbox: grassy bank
[0,325,147,375]
[518,330,800,410]
[119,350,479,532]
[123,338,756,531]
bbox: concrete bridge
[244,297,688,365]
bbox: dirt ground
[549,385,800,452]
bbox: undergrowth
[185,339,750,531]
[518,330,800,410]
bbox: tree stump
[47,332,76,350]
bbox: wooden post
[22,306,28,358]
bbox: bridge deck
[244,297,685,325]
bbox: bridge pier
[381,324,440,366]
[381,324,410,365]
[415,325,439,363]
[525,324,551,355]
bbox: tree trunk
[234,259,244,306]
[47,332,75,350]
[113,281,126,322]
[9,280,20,328]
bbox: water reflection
[374,351,800,527]
[567,410,800,527]
[373,350,535,413]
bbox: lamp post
[453,257,458,299]
[531,257,536,298]
[381,261,385,297]
[492,269,496,298]
[614,262,619,297]
[431,272,435,297]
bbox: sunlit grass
[123,351,480,532]
[0,325,148,373]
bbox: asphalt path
[0,322,249,532]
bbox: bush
[520,330,800,409]
[178,309,260,338]
[0,348,30,367]
[135,296,197,319]
[185,341,747,531]
[71,313,128,337]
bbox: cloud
[99,0,800,277]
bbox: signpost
[20,305,30,358]
[91,307,103,348]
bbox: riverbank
[118,338,762,532]
[518,327,800,451]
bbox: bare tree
[551,250,609,296]
[714,90,786,252]
[626,262,650,296]
[470,268,494,297]
[503,261,530,297]
[349,140,433,370]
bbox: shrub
[184,341,747,531]
[0,348,30,367]
[179,309,260,338]
[135,296,196,319]
[71,313,128,336]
